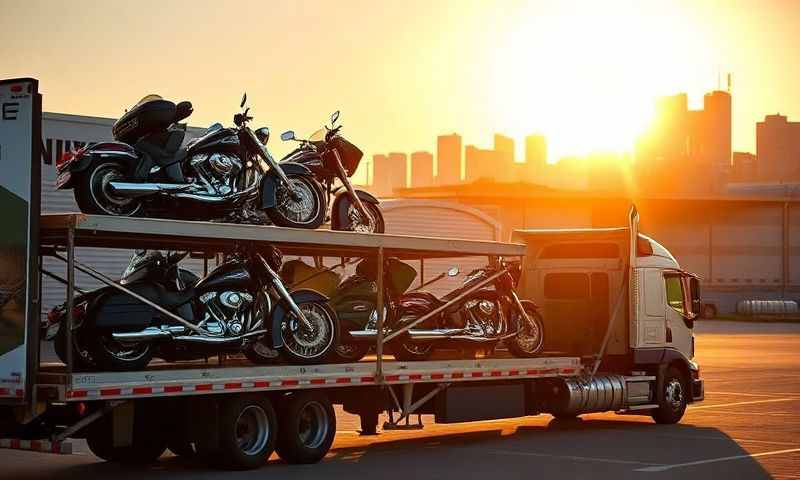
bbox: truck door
[663,272,694,359]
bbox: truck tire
[86,414,167,464]
[651,366,688,424]
[199,395,278,470]
[276,392,336,464]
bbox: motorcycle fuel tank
[188,127,241,155]
[195,260,253,294]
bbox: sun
[487,1,707,162]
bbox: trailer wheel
[652,367,688,424]
[199,395,278,470]
[276,392,336,464]
[86,414,167,464]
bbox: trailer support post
[65,224,75,376]
[375,246,385,383]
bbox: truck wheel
[200,395,278,470]
[652,367,688,424]
[86,414,167,464]
[276,392,336,464]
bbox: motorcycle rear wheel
[265,175,326,229]
[75,161,142,216]
[88,331,154,371]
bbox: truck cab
[512,208,704,422]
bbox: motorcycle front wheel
[75,161,142,216]
[265,175,326,229]
[335,199,385,233]
[281,301,339,365]
[507,302,545,358]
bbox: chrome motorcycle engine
[189,153,243,196]
[463,298,499,337]
[199,290,254,336]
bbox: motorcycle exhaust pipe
[109,182,193,198]
[112,325,187,341]
[172,185,259,204]
[349,328,466,341]
[173,329,267,344]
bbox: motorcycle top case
[113,95,177,144]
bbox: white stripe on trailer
[0,438,72,454]
[53,357,581,401]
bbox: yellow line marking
[635,448,800,472]
[689,398,798,409]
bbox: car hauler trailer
[0,207,704,469]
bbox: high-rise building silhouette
[386,152,408,193]
[494,134,515,182]
[525,134,547,183]
[465,145,500,182]
[371,154,391,196]
[731,151,757,182]
[757,114,800,182]
[437,133,462,185]
[410,151,434,187]
[635,90,732,196]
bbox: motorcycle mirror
[281,130,296,142]
[240,93,247,108]
[447,267,459,277]
[330,110,340,125]
[255,127,270,145]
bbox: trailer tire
[651,366,688,424]
[86,414,167,464]
[199,395,278,470]
[276,392,336,464]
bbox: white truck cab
[512,207,704,423]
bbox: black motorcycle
[279,111,385,232]
[44,246,338,371]
[329,257,545,362]
[55,94,326,228]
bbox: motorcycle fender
[331,190,380,229]
[268,288,330,348]
[260,162,314,209]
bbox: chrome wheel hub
[235,405,269,456]
[277,178,317,223]
[665,379,684,411]
[298,401,329,449]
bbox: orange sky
[2,0,799,181]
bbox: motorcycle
[42,250,201,371]
[55,94,326,228]
[43,246,339,371]
[329,257,545,362]
[279,111,385,232]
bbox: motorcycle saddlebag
[113,95,177,144]
[356,258,417,295]
[92,284,161,331]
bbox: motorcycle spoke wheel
[276,178,320,225]
[88,163,142,216]
[343,203,384,233]
[282,303,335,361]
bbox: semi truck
[0,207,704,470]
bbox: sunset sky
[2,0,799,180]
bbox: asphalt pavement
[1,320,798,479]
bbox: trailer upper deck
[40,213,527,259]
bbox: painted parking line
[688,398,798,410]
[489,449,663,467]
[634,447,800,473]
[706,390,800,398]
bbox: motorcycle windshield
[130,94,164,109]
[121,250,162,283]
[309,128,326,142]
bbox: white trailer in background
[0,208,704,469]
